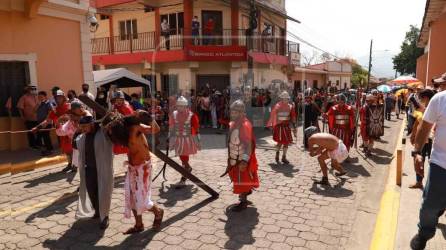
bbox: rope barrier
[0,128,55,135]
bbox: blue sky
[286,0,427,77]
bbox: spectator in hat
[410,72,446,249]
[17,85,39,150]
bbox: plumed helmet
[279,91,291,99]
[304,88,314,97]
[176,96,188,106]
[113,91,125,99]
[230,99,245,113]
[55,90,65,97]
[337,94,347,103]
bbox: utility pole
[366,39,373,90]
[246,0,258,90]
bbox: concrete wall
[427,12,446,84]
[0,11,84,94]
[416,53,428,85]
[290,72,326,89]
[0,0,93,151]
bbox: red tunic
[359,105,369,141]
[228,117,259,194]
[113,103,134,154]
[267,102,296,145]
[48,103,72,154]
[168,109,200,156]
[327,104,355,150]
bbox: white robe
[75,128,114,222]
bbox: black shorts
[421,139,433,160]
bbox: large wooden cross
[78,95,219,199]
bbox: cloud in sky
[286,0,426,77]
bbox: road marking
[0,193,75,218]
[369,119,405,250]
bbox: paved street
[1,119,402,250]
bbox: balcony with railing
[91,28,300,59]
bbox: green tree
[392,25,424,75]
[351,63,369,88]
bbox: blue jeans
[418,163,446,240]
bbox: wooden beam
[78,95,220,198]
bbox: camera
[87,13,99,32]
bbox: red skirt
[331,128,352,150]
[174,136,198,156]
[272,124,293,145]
[229,161,259,194]
[59,136,72,154]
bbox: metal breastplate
[174,111,192,137]
[277,111,290,121]
[335,115,349,126]
[228,129,244,166]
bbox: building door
[141,74,156,96]
[202,10,223,45]
[161,74,179,96]
[196,75,230,93]
[0,62,30,117]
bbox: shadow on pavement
[268,163,300,178]
[344,163,371,177]
[158,181,198,207]
[25,193,78,223]
[438,223,446,239]
[223,206,259,250]
[309,178,353,198]
[107,197,216,249]
[25,177,126,223]
[42,219,105,249]
[369,148,394,165]
[15,170,76,188]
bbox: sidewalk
[395,138,446,249]
[0,149,67,175]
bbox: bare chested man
[305,126,348,185]
[107,110,164,234]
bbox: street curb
[369,119,405,250]
[0,155,67,175]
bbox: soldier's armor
[173,110,193,137]
[228,129,245,166]
[276,104,293,123]
[335,114,350,127]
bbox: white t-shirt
[423,91,446,169]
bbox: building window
[160,12,184,35]
[313,80,318,89]
[119,19,138,40]
[336,80,340,86]
[100,14,109,20]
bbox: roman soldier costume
[267,91,297,164]
[169,96,200,186]
[326,94,355,151]
[226,100,259,211]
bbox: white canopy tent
[93,68,151,90]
